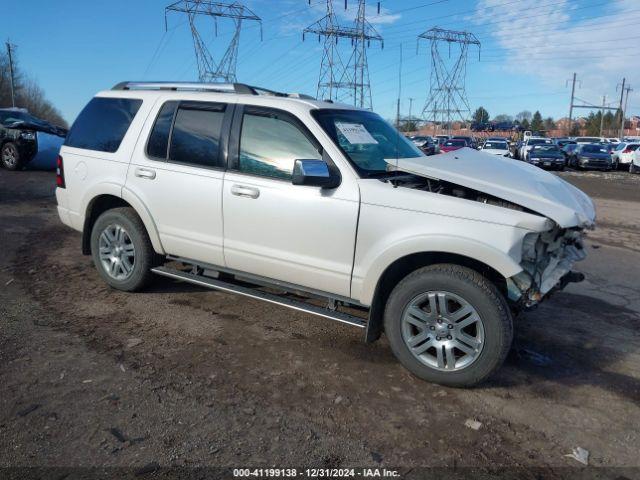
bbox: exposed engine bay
[383,173,588,309]
[383,173,540,214]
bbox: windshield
[581,145,608,153]
[532,145,559,152]
[0,110,37,125]
[576,137,600,143]
[528,139,552,146]
[483,142,507,150]
[312,109,423,176]
[444,140,466,147]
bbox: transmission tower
[165,1,262,83]
[304,0,383,109]
[418,28,480,134]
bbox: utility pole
[566,72,577,136]
[395,43,402,128]
[6,41,16,108]
[599,95,606,137]
[617,78,626,139]
[165,1,262,83]
[408,97,414,121]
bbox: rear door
[125,99,233,265]
[221,105,359,297]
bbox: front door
[222,106,359,297]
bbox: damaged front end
[507,226,588,308]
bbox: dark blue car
[526,144,566,170]
[568,144,613,171]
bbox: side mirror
[292,159,340,188]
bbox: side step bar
[151,266,367,329]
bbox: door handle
[135,167,156,180]
[231,184,260,199]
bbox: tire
[90,207,162,292]
[631,163,638,174]
[384,264,513,387]
[1,142,23,171]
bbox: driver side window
[238,111,321,180]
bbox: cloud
[472,0,639,115]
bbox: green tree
[492,114,513,123]
[472,106,490,124]
[521,118,530,130]
[531,111,544,131]
[543,117,556,131]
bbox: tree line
[0,48,67,127]
[472,106,625,136]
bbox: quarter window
[238,112,321,180]
[65,97,142,153]
[147,101,177,159]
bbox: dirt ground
[1,167,639,479]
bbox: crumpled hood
[389,148,596,228]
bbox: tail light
[56,155,65,188]
[623,148,632,153]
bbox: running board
[151,266,367,329]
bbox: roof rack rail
[111,81,317,100]
[111,81,257,94]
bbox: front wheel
[1,142,22,170]
[384,264,513,387]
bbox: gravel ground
[1,167,639,479]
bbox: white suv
[56,82,595,387]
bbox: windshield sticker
[336,122,378,145]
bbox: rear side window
[65,97,142,153]
[170,103,225,168]
[147,101,177,159]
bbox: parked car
[519,137,554,160]
[568,144,613,170]
[451,135,477,149]
[525,144,566,170]
[0,108,67,170]
[562,143,578,160]
[480,140,510,156]
[555,139,576,149]
[434,134,449,146]
[611,142,640,170]
[606,138,620,144]
[55,81,595,387]
[440,139,467,153]
[630,149,640,173]
[411,135,438,155]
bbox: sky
[4,0,639,125]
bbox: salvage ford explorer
[55,82,596,387]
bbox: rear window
[445,140,466,147]
[65,97,142,153]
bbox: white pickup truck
[55,82,595,387]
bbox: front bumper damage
[507,226,588,308]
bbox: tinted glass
[65,97,142,152]
[528,139,552,145]
[445,140,466,147]
[169,104,225,167]
[147,101,177,159]
[312,109,422,177]
[239,112,320,180]
[483,142,507,149]
[582,145,608,153]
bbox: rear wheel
[1,142,22,171]
[384,264,513,387]
[631,162,638,174]
[90,207,161,291]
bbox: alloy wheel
[401,291,485,371]
[2,145,17,168]
[98,223,136,280]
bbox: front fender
[353,234,523,306]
